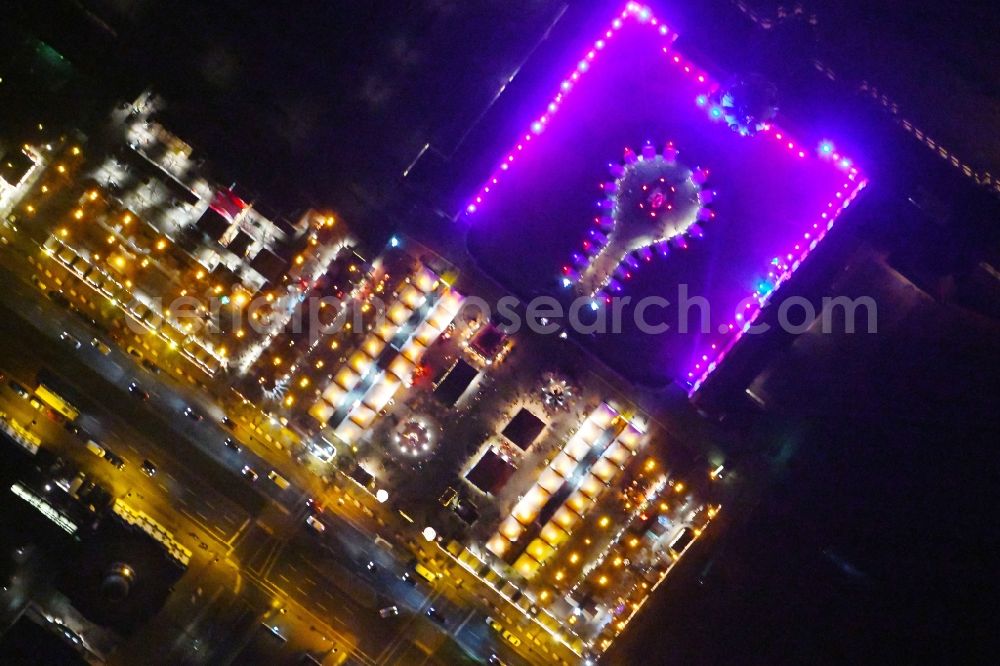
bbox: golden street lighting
[87,190,98,201]
[298,377,310,388]
[112,256,126,269]
[294,255,305,266]
[71,146,81,156]
[235,329,245,339]
[555,570,565,581]
[56,164,66,173]
[155,239,167,250]
[74,209,85,220]
[195,269,205,279]
[598,516,610,528]
[644,458,656,472]
[674,482,685,494]
[25,205,35,214]
[123,213,133,224]
[284,395,295,407]
[569,552,580,564]
[598,575,608,585]
[40,185,48,193]
[273,357,282,366]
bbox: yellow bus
[34,384,80,421]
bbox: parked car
[8,380,31,399]
[224,437,241,452]
[141,359,160,374]
[140,459,157,477]
[241,465,258,482]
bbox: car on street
[400,571,416,586]
[501,630,521,647]
[103,450,126,470]
[91,337,111,355]
[305,515,326,532]
[75,479,96,501]
[47,290,70,307]
[128,381,149,400]
[221,416,235,429]
[8,380,31,399]
[224,437,242,452]
[140,459,157,477]
[241,465,258,482]
[182,406,203,421]
[379,605,399,618]
[487,655,508,666]
[486,617,503,633]
[85,440,106,458]
[425,607,446,625]
[267,470,290,490]
[141,359,160,374]
[126,346,143,360]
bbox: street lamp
[422,527,436,542]
[375,489,389,503]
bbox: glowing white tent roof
[537,468,565,494]
[334,366,360,391]
[414,267,438,292]
[362,335,386,359]
[512,485,550,525]
[363,375,400,412]
[348,350,374,375]
[308,400,335,424]
[398,284,425,309]
[387,301,412,325]
[591,457,619,483]
[348,403,377,429]
[580,474,607,500]
[333,418,364,445]
[387,354,416,381]
[540,522,571,548]
[321,381,348,408]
